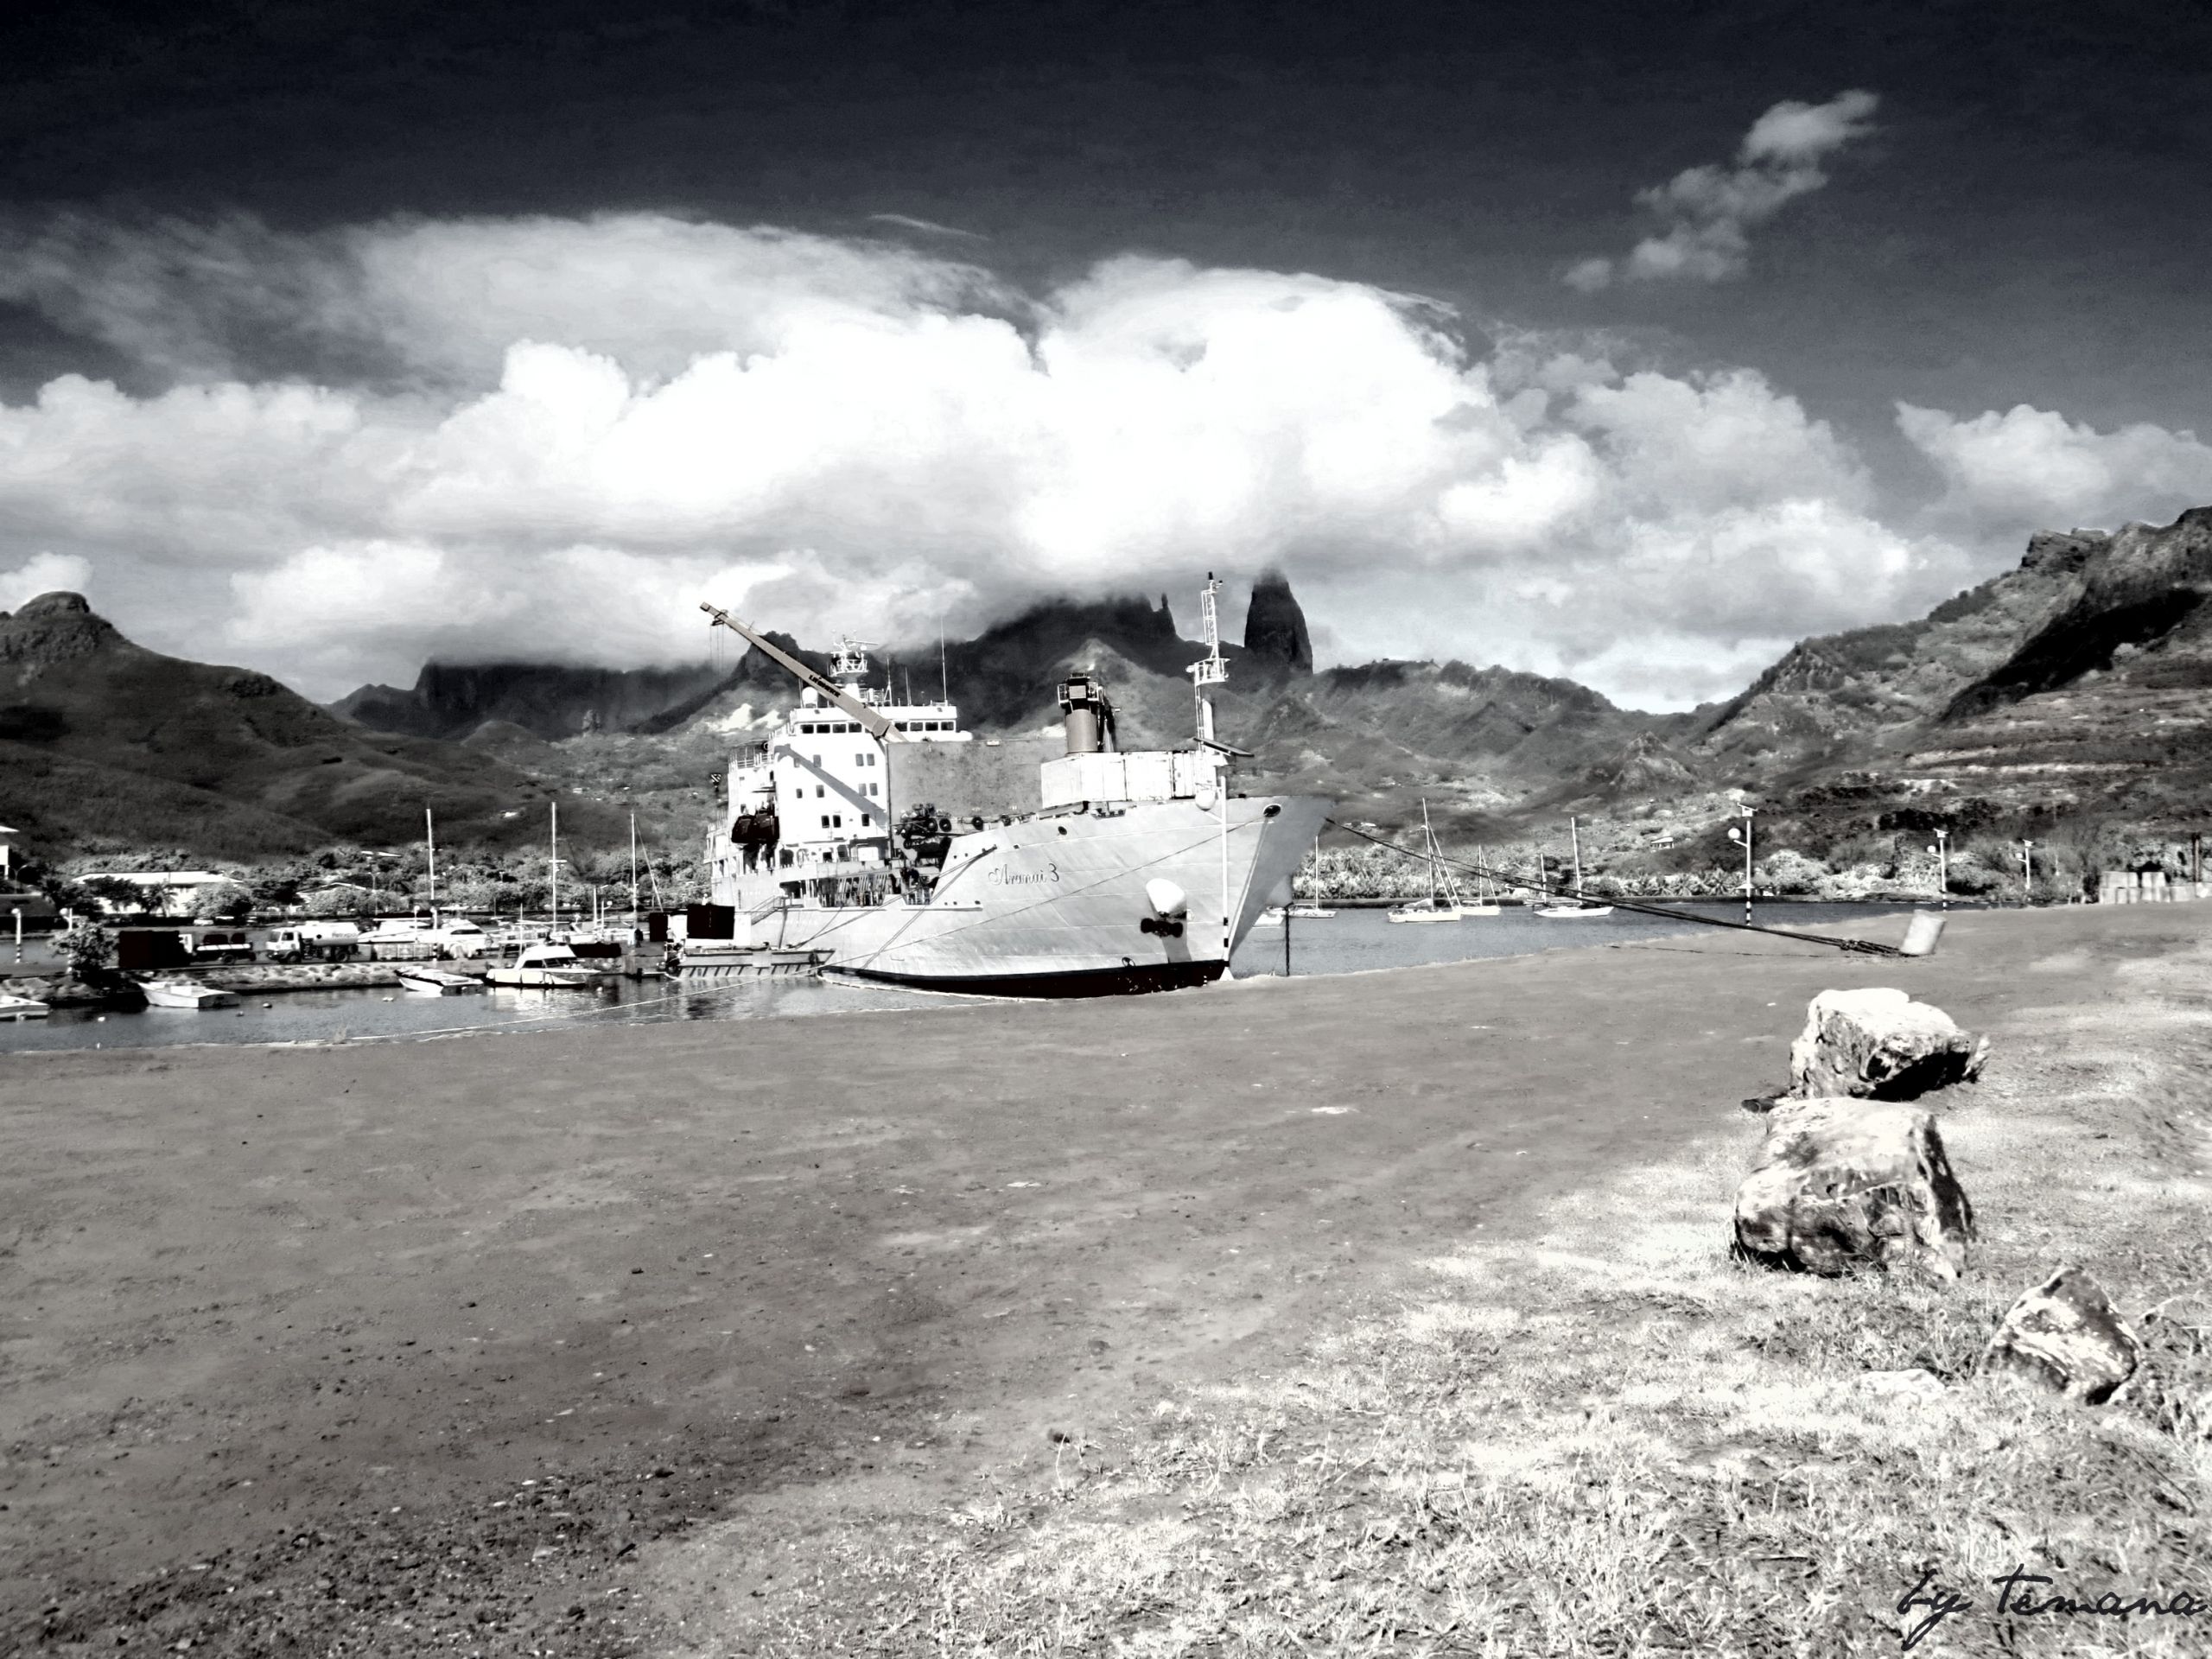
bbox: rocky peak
[0,591,124,667]
[1944,505,2212,719]
[1242,569,1313,673]
[2020,529,2110,574]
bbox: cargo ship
[697,579,1328,997]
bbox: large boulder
[1733,1096,1975,1278]
[1983,1267,2143,1404]
[1789,988,1988,1100]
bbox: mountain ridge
[13,503,2212,867]
[0,591,631,855]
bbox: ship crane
[699,602,896,740]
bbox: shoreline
[3,903,2203,1652]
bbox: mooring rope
[1321,817,1904,957]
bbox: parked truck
[265,921,362,962]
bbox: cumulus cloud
[0,550,94,612]
[1567,90,1878,289]
[1,210,1967,709]
[1897,402,2212,533]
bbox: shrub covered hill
[0,592,631,856]
[1675,507,2212,862]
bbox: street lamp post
[1925,828,1950,911]
[1726,806,1756,925]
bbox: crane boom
[698,602,896,739]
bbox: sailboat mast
[629,811,639,931]
[1421,799,1439,904]
[550,801,559,935]
[425,806,436,921]
[1570,816,1583,900]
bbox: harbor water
[0,901,1921,1053]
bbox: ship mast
[1187,574,1228,747]
[1186,575,1236,977]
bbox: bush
[54,918,115,974]
[303,887,372,918]
[1757,849,1828,895]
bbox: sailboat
[1463,846,1502,917]
[1388,802,1484,923]
[1535,816,1615,917]
[1286,847,1336,918]
[1256,848,1336,925]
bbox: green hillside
[0,592,631,857]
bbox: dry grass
[681,944,2212,1657]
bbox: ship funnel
[1057,672,1113,756]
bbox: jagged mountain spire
[1242,569,1313,674]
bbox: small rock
[1733,1097,1975,1278]
[1861,1368,1948,1400]
[1788,988,1988,1101]
[1983,1266,2143,1404]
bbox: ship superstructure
[697,581,1328,997]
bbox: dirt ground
[2,905,2201,1654]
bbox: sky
[1,0,2209,710]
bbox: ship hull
[720,793,1327,997]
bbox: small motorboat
[395,964,485,995]
[141,978,239,1009]
[0,991,50,1020]
[1252,906,1285,927]
[671,941,826,980]
[485,943,601,988]
[1284,903,1336,918]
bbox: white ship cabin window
[815,784,825,798]
[861,814,872,827]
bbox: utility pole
[1726,806,1756,924]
